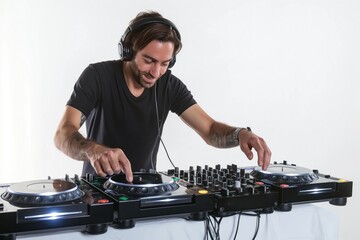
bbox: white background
[0,0,359,239]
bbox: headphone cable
[153,83,177,170]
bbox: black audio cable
[252,212,261,240]
[205,211,262,240]
[153,83,177,170]
[239,211,262,240]
[232,212,242,240]
[205,214,223,240]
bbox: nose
[149,63,162,79]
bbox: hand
[88,146,133,182]
[238,129,271,170]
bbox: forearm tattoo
[68,131,92,160]
[210,130,239,148]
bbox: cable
[251,212,261,240]
[232,212,242,240]
[153,83,177,170]
[207,211,262,240]
[204,214,225,240]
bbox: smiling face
[126,40,175,91]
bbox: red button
[97,199,109,204]
[256,181,264,185]
[280,184,289,188]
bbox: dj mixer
[163,164,279,216]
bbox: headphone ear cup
[168,56,176,68]
[118,41,132,61]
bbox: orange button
[97,199,110,204]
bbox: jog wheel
[1,179,84,207]
[250,161,319,185]
[103,172,179,196]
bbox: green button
[173,177,180,181]
[119,196,129,201]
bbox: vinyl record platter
[0,175,114,240]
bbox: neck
[123,61,144,97]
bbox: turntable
[250,161,353,211]
[83,171,215,228]
[0,175,114,240]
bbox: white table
[17,204,339,240]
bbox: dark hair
[124,11,182,57]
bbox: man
[54,11,271,183]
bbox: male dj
[54,11,271,183]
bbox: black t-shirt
[67,60,196,175]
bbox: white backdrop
[0,0,359,239]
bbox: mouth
[142,73,156,85]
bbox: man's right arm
[54,106,133,181]
[54,106,95,160]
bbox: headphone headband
[122,17,181,42]
[118,17,181,68]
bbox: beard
[129,60,159,89]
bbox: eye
[161,62,170,67]
[144,58,152,64]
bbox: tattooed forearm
[210,130,239,148]
[68,131,93,160]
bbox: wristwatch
[233,127,252,143]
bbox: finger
[260,140,271,170]
[109,149,133,182]
[93,160,107,177]
[240,142,254,160]
[254,139,271,170]
[106,151,122,174]
[119,158,133,183]
[244,137,265,167]
[98,153,114,176]
[256,147,265,168]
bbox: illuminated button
[97,199,109,204]
[255,181,264,185]
[119,196,129,201]
[198,190,208,194]
[280,184,289,188]
[339,179,347,182]
[173,177,180,181]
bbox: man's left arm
[180,104,271,170]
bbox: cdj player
[250,161,353,211]
[82,171,215,228]
[0,175,114,240]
